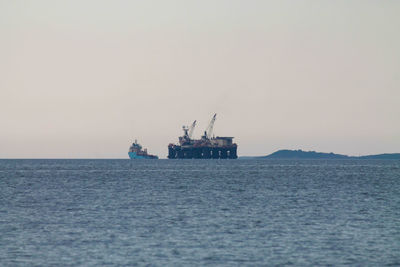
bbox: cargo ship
[168,114,238,159]
[128,140,158,159]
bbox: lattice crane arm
[188,120,197,138]
[205,114,217,139]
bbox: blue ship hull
[128,152,158,159]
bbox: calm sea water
[1,159,399,266]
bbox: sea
[1,159,399,266]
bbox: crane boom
[205,113,217,139]
[188,120,196,138]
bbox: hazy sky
[1,0,399,158]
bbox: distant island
[241,149,400,159]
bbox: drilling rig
[168,114,238,159]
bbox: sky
[0,0,399,158]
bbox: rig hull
[168,144,237,159]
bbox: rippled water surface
[1,159,399,266]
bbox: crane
[188,120,196,139]
[205,113,217,139]
[182,120,197,139]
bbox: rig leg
[168,147,176,159]
[220,148,228,159]
[212,148,220,159]
[183,148,192,159]
[229,147,238,159]
[193,147,202,159]
[202,147,211,159]
[177,148,184,159]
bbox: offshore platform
[168,114,238,159]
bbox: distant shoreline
[240,149,400,160]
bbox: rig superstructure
[168,114,238,159]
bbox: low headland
[241,149,400,159]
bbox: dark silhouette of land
[242,149,400,159]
